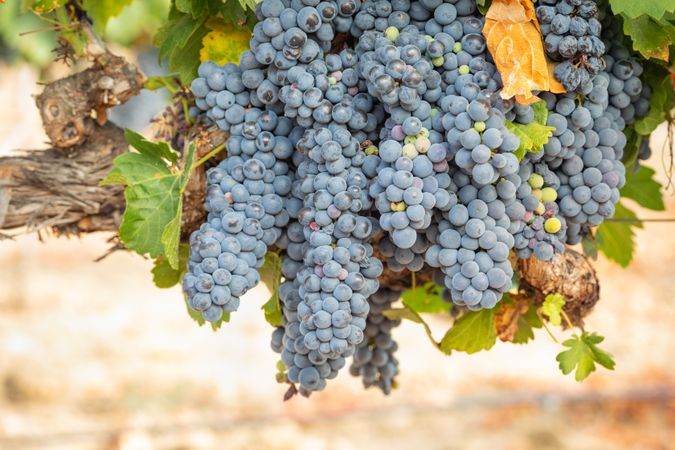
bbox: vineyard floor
[1,63,674,450]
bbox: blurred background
[1,1,674,449]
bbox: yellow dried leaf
[483,0,565,104]
[200,28,251,66]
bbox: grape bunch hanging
[182,0,650,397]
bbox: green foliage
[440,309,497,354]
[260,252,283,327]
[153,0,257,84]
[541,293,565,327]
[104,0,171,46]
[401,282,448,314]
[82,0,135,33]
[556,332,616,381]
[476,0,491,15]
[101,129,193,271]
[634,65,674,136]
[596,202,643,267]
[608,1,675,61]
[609,0,675,21]
[622,16,675,61]
[621,166,665,211]
[152,243,190,288]
[28,0,68,14]
[0,0,59,66]
[512,303,543,344]
[505,101,555,161]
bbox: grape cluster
[537,0,605,92]
[182,109,294,322]
[186,0,652,396]
[350,288,402,394]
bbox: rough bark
[0,123,126,235]
[36,53,145,148]
[518,250,600,327]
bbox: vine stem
[193,143,226,169]
[537,311,560,344]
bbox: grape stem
[536,310,560,344]
[193,143,226,169]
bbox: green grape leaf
[152,243,190,288]
[530,100,549,125]
[29,0,68,14]
[621,165,665,211]
[596,202,643,267]
[581,234,599,261]
[556,332,616,381]
[260,252,283,327]
[476,0,491,15]
[154,12,210,84]
[401,282,448,314]
[82,0,135,33]
[101,130,194,270]
[634,67,673,136]
[123,128,180,164]
[511,302,543,344]
[505,121,556,161]
[541,293,565,326]
[609,0,675,20]
[200,27,251,65]
[440,308,497,354]
[621,16,675,61]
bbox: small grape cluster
[537,0,605,93]
[350,288,402,394]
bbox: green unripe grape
[365,145,378,155]
[544,217,562,234]
[418,128,429,138]
[385,27,399,42]
[541,187,557,203]
[432,56,445,67]
[328,76,337,85]
[429,108,439,118]
[528,173,544,189]
[458,64,470,75]
[424,35,434,42]
[474,121,486,132]
[453,42,462,53]
[404,135,417,144]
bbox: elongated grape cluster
[350,288,402,394]
[186,0,651,397]
[537,0,605,92]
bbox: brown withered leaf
[484,0,565,105]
